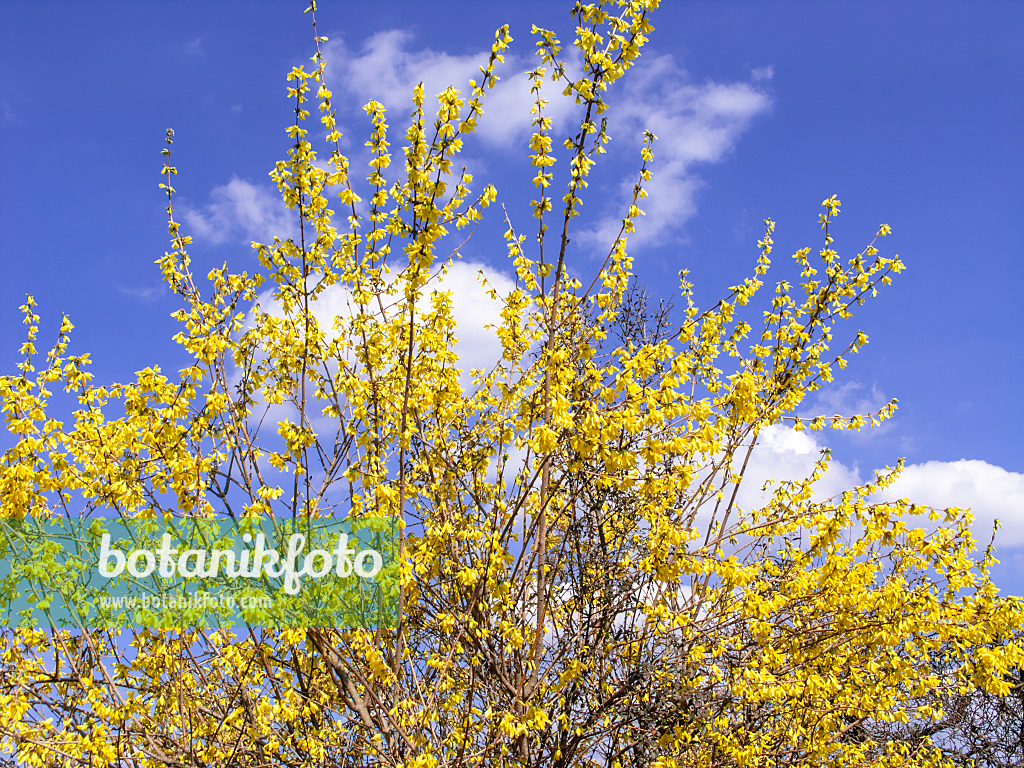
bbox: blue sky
[2,2,1022,592]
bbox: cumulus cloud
[733,424,1024,551]
[182,177,296,246]
[802,380,896,438]
[231,259,518,432]
[318,28,770,253]
[728,424,862,513]
[224,258,522,501]
[322,30,578,148]
[438,260,519,377]
[273,259,516,386]
[872,459,1024,548]
[578,54,772,251]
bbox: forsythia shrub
[1,2,1021,767]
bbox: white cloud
[729,424,862,512]
[435,260,518,379]
[803,380,895,438]
[751,64,774,82]
[182,177,296,246]
[229,258,518,439]
[319,29,769,253]
[267,259,515,387]
[322,30,578,149]
[732,424,1024,551]
[578,54,772,251]
[225,257,529,515]
[872,459,1024,548]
